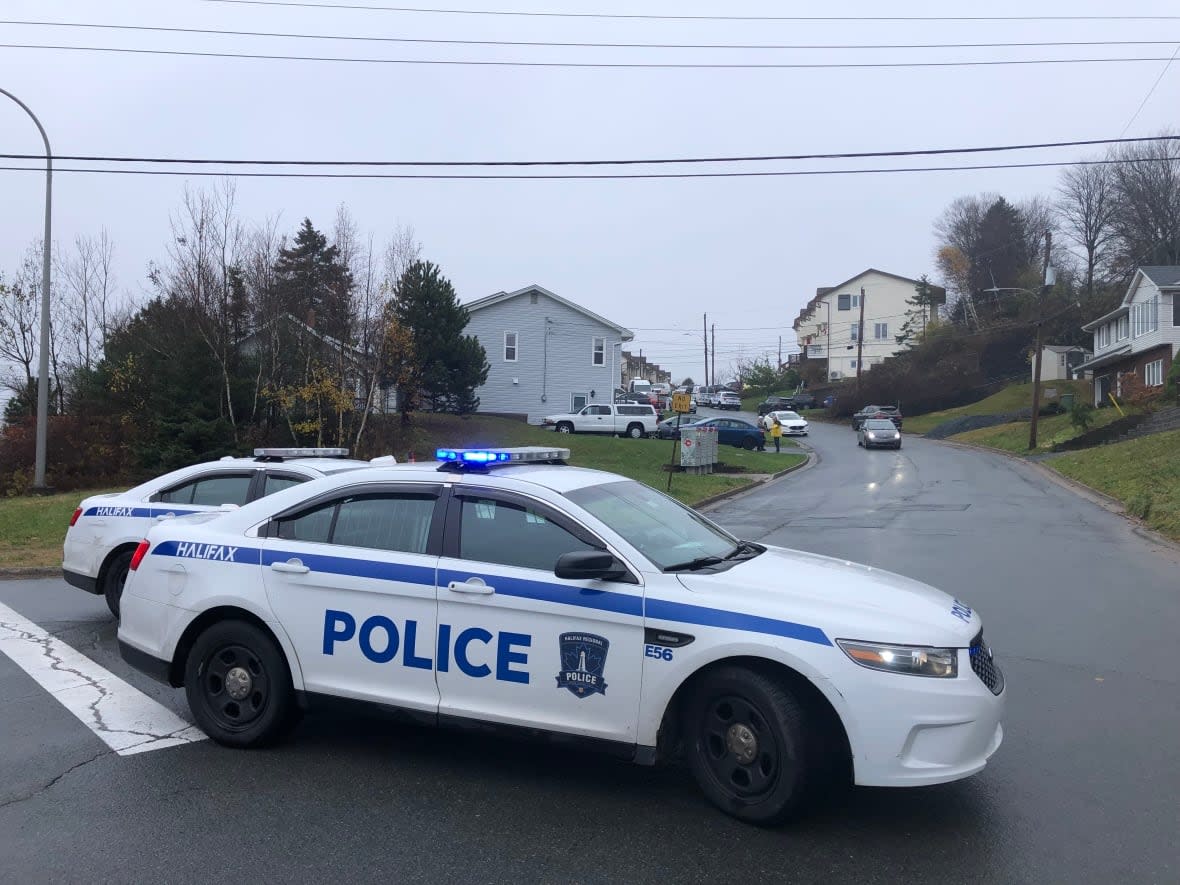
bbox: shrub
[1070,401,1096,433]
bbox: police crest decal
[556,632,609,698]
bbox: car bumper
[63,568,100,595]
[783,428,808,436]
[841,652,1005,787]
[118,638,173,685]
[864,438,900,447]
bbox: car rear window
[617,405,654,416]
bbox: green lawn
[948,407,1124,454]
[1050,430,1180,541]
[0,414,804,569]
[905,380,1092,435]
[0,489,118,569]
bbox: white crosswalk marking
[0,601,206,755]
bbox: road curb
[695,448,816,511]
[928,437,1180,554]
[0,567,59,581]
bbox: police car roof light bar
[253,447,349,462]
[435,446,570,471]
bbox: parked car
[790,392,816,410]
[541,403,659,438]
[684,417,765,450]
[857,418,902,450]
[759,410,809,435]
[717,391,743,411]
[851,405,903,431]
[756,396,793,416]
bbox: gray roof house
[463,285,633,423]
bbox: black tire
[895,442,902,450]
[184,620,299,748]
[556,422,574,434]
[683,665,817,825]
[741,436,757,450]
[626,423,644,439]
[102,549,133,619]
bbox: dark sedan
[851,405,903,431]
[661,416,765,450]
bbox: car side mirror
[555,550,624,581]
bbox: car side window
[263,473,307,497]
[275,500,336,543]
[159,473,253,506]
[332,494,436,555]
[588,405,611,416]
[458,496,596,572]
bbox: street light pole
[1,87,53,492]
[1028,231,1052,451]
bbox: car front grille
[969,631,1004,695]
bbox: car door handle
[270,559,310,575]
[447,578,495,595]
[155,514,173,522]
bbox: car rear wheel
[184,620,299,748]
[102,549,133,619]
[684,665,817,824]
[626,423,644,439]
[556,422,574,434]
[741,437,757,450]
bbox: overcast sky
[2,0,1178,383]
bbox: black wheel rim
[701,694,781,800]
[110,559,130,596]
[200,643,270,731]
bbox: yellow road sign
[671,393,693,413]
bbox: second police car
[63,448,387,616]
[117,446,1004,824]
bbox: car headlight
[836,640,958,678]
[866,432,875,438]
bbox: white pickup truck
[540,403,660,438]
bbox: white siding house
[463,285,633,423]
[792,269,945,381]
[1075,266,1180,406]
[1033,345,1092,383]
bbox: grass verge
[948,407,1124,454]
[1048,429,1180,542]
[904,380,1091,435]
[0,414,804,570]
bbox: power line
[9,20,1180,53]
[3,154,1177,180]
[200,1,1180,24]
[3,134,1178,169]
[1119,43,1180,136]
[6,43,1180,69]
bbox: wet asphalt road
[2,416,1178,884]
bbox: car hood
[674,545,980,647]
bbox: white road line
[0,601,206,755]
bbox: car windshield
[566,480,739,570]
[864,420,897,430]
[779,411,801,420]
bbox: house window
[571,393,588,411]
[1096,324,1110,349]
[1059,353,1067,367]
[1116,315,1129,340]
[1144,359,1164,387]
[874,322,888,340]
[850,322,860,341]
[1132,298,1159,337]
[504,331,517,362]
[849,359,858,370]
[592,336,605,366]
[1173,295,1179,326]
[837,293,851,311]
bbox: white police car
[117,446,1004,824]
[64,448,386,617]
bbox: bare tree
[1017,195,1059,262]
[1108,135,1180,273]
[1056,163,1117,295]
[154,180,246,437]
[57,230,118,372]
[0,242,48,399]
[241,215,284,424]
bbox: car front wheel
[184,620,299,748]
[556,422,574,434]
[684,666,817,824]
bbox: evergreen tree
[896,275,940,348]
[970,197,1032,296]
[272,219,353,341]
[390,261,488,415]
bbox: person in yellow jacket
[769,415,783,452]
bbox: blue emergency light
[435,446,571,468]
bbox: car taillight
[69,507,82,527]
[129,540,151,571]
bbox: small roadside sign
[671,393,693,413]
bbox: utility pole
[778,335,782,368]
[1,88,53,492]
[711,324,716,388]
[1029,230,1052,450]
[855,286,867,397]
[701,314,708,387]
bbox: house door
[1096,375,1110,405]
[571,393,588,411]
